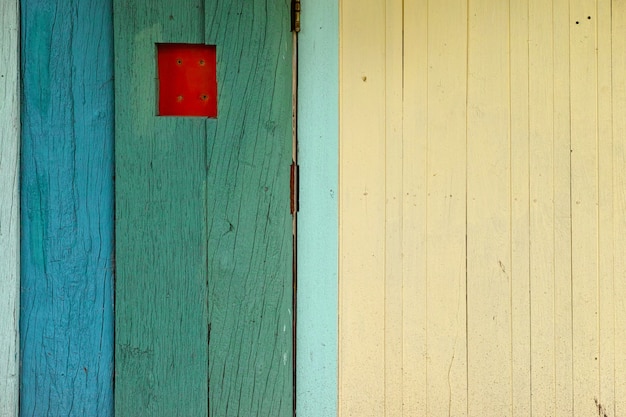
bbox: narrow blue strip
[296,1,339,415]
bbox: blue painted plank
[0,1,20,415]
[296,1,339,416]
[20,0,114,415]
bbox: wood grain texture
[114,1,293,415]
[0,1,19,415]
[19,0,115,415]
[113,1,209,415]
[204,2,293,415]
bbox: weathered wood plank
[466,1,512,415]
[113,1,208,415]
[19,0,115,415]
[114,1,293,415]
[204,1,293,415]
[0,1,19,415]
[425,1,468,416]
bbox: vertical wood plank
[339,0,386,413]
[384,0,404,414]
[0,1,19,415]
[528,1,556,415]
[204,1,294,415]
[402,0,428,414]
[296,0,339,415]
[553,1,574,415]
[113,2,208,415]
[570,0,599,415]
[597,0,615,413]
[613,1,626,415]
[466,1,512,415]
[509,1,531,415]
[570,0,600,414]
[20,0,115,415]
[426,1,468,416]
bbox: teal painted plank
[296,0,339,415]
[205,1,293,415]
[0,1,19,415]
[19,0,115,415]
[114,1,293,415]
[113,1,208,416]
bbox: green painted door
[113,1,293,416]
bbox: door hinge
[290,161,299,214]
[291,0,301,32]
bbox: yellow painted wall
[339,0,626,416]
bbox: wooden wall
[20,0,115,415]
[339,0,626,416]
[0,1,19,415]
[16,2,296,414]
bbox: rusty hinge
[291,0,301,32]
[290,161,299,214]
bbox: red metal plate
[157,43,217,117]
